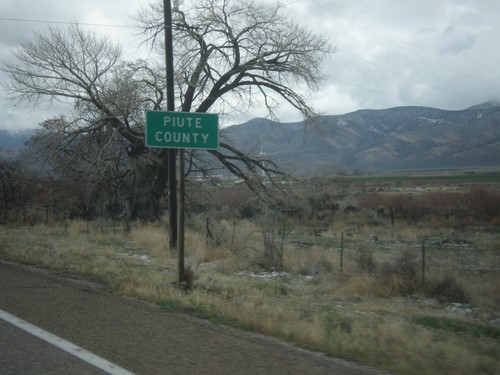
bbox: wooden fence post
[340,231,344,274]
[422,240,426,286]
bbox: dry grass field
[1,176,499,375]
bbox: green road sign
[145,111,219,149]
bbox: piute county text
[154,115,210,145]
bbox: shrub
[308,191,339,220]
[378,250,418,296]
[466,186,500,220]
[425,277,469,304]
[205,218,234,248]
[356,245,376,273]
[238,197,262,219]
[413,315,500,339]
[360,187,500,225]
[258,228,285,270]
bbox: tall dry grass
[1,203,499,375]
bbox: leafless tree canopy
[1,0,334,218]
[135,0,333,118]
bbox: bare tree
[136,0,332,115]
[26,116,160,220]
[2,0,334,216]
[0,158,39,222]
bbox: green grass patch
[158,298,254,330]
[190,308,255,330]
[287,234,337,247]
[254,280,289,296]
[413,315,500,340]
[323,310,353,333]
[90,238,124,247]
[157,298,184,311]
[346,172,500,184]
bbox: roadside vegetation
[1,176,499,375]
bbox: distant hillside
[3,103,499,175]
[222,103,500,175]
[0,129,32,149]
[0,129,32,159]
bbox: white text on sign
[156,115,209,145]
[155,131,209,144]
[164,116,202,128]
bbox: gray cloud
[437,26,476,55]
[1,0,499,131]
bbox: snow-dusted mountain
[223,102,500,174]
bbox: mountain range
[1,102,499,174]
[0,129,33,159]
[0,129,32,149]
[222,102,500,175]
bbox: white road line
[0,309,136,375]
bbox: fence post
[422,240,426,286]
[205,217,213,247]
[340,231,344,274]
[230,219,236,253]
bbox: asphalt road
[0,260,387,375]
[0,318,111,375]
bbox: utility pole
[163,0,177,249]
[163,0,183,282]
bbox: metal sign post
[178,149,185,286]
[146,111,219,284]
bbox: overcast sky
[1,0,499,132]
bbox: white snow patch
[250,271,289,279]
[446,303,473,315]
